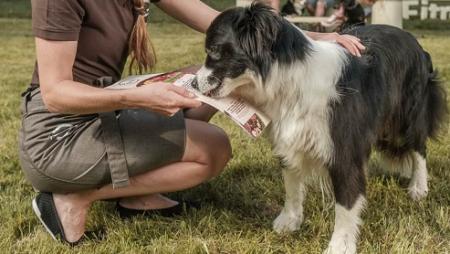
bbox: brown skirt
[18,87,186,193]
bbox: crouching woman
[19,0,231,244]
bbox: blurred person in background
[322,0,376,30]
[305,0,335,17]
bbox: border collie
[194,3,447,254]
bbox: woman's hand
[324,33,366,57]
[125,82,202,116]
[305,31,366,57]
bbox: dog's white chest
[269,112,334,169]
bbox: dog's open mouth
[204,85,223,98]
[191,77,222,98]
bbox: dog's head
[194,3,288,98]
[194,3,312,98]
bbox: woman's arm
[154,1,364,56]
[36,38,200,115]
[153,0,219,33]
[305,31,366,57]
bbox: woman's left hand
[307,31,366,57]
[329,33,366,56]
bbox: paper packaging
[108,67,271,138]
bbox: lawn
[0,17,449,254]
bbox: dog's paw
[324,241,357,254]
[408,180,428,200]
[273,212,302,233]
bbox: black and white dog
[194,3,448,254]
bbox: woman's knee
[184,120,232,178]
[208,126,232,176]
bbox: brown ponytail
[129,0,156,74]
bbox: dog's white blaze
[325,195,366,254]
[408,152,428,200]
[196,66,216,93]
[264,40,347,165]
[219,69,259,98]
[273,169,307,233]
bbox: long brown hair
[129,0,156,74]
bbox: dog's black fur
[329,24,448,207]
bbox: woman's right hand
[124,82,202,116]
[35,38,201,115]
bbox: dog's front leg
[325,163,367,254]
[273,168,306,233]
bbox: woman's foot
[116,194,202,219]
[53,193,90,243]
[118,194,178,210]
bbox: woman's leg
[305,0,317,15]
[53,119,232,242]
[315,0,326,16]
[118,104,219,213]
[184,104,217,122]
[118,104,220,211]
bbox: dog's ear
[236,2,282,79]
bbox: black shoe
[116,200,201,219]
[32,192,91,246]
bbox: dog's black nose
[191,77,199,90]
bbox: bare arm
[305,31,366,56]
[153,0,220,33]
[154,1,364,56]
[36,38,200,115]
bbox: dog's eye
[209,52,221,60]
[206,47,221,60]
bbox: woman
[322,0,376,30]
[305,0,335,17]
[20,0,365,245]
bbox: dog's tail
[424,51,448,139]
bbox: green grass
[0,18,449,254]
[0,0,31,19]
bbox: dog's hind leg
[407,151,428,200]
[325,163,366,254]
[273,168,307,233]
[377,151,415,179]
[378,147,429,200]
